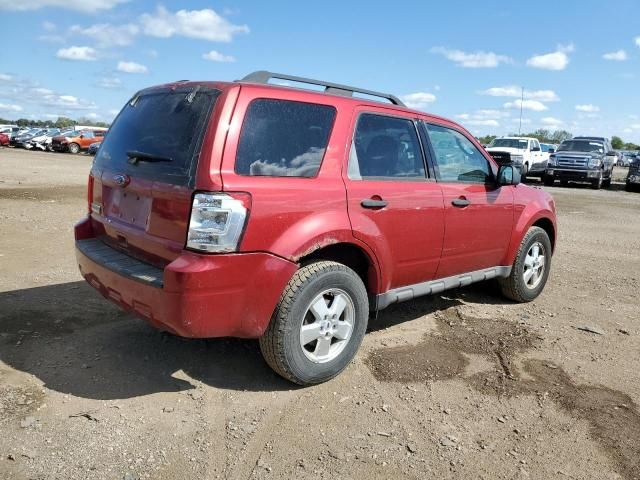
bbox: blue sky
[1,0,639,142]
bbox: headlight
[511,155,524,164]
[548,155,556,166]
[588,157,602,168]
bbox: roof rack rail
[240,70,406,107]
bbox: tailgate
[88,84,221,265]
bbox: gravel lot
[1,147,639,480]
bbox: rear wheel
[68,143,80,154]
[259,261,369,385]
[499,226,552,303]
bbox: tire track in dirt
[365,307,640,480]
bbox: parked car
[29,128,61,151]
[620,151,638,167]
[0,125,21,140]
[12,128,47,148]
[74,71,557,385]
[626,157,640,192]
[485,136,547,178]
[51,129,106,153]
[0,132,9,146]
[87,141,101,155]
[545,138,616,189]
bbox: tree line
[0,116,110,129]
[477,129,639,150]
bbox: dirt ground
[1,147,639,480]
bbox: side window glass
[235,99,336,177]
[425,123,492,184]
[349,113,425,180]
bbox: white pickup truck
[485,137,549,178]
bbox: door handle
[361,198,388,209]
[452,198,471,208]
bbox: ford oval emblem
[113,174,130,187]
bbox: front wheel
[499,226,552,303]
[543,176,555,187]
[68,143,80,154]
[259,261,369,385]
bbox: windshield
[557,140,605,154]
[489,138,528,149]
[94,85,220,186]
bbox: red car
[75,71,557,385]
[0,132,9,146]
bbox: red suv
[75,71,557,385]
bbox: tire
[259,261,369,385]
[560,180,569,187]
[521,163,529,179]
[543,176,554,187]
[498,226,552,303]
[603,177,611,188]
[68,143,80,154]
[591,176,603,190]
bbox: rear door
[89,85,220,264]
[345,108,445,292]
[423,122,514,278]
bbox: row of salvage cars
[485,136,640,192]
[0,125,106,155]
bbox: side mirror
[80,134,84,139]
[531,146,541,152]
[497,164,521,186]
[548,148,555,153]
[606,151,616,156]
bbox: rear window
[94,86,219,186]
[235,99,336,177]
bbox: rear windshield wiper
[126,150,172,164]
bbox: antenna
[518,86,524,136]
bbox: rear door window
[348,113,426,180]
[235,99,336,177]
[94,86,220,186]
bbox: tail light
[87,174,94,214]
[186,192,251,253]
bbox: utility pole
[518,86,524,136]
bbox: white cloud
[541,117,564,126]
[430,47,512,68]
[56,46,97,61]
[140,6,249,42]
[575,104,599,112]
[38,34,65,43]
[97,77,122,88]
[503,99,548,112]
[84,112,100,120]
[0,0,128,12]
[0,73,14,81]
[70,23,139,48]
[635,37,640,48]
[479,86,559,102]
[526,44,574,71]
[0,103,23,112]
[465,119,500,127]
[117,61,148,74]
[42,20,56,31]
[202,50,236,62]
[401,92,437,110]
[602,50,627,61]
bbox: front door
[344,109,445,292]
[423,122,514,279]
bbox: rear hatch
[89,84,220,266]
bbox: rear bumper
[51,143,67,152]
[74,217,297,338]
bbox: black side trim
[77,238,163,288]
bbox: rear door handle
[452,198,471,208]
[361,198,388,209]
